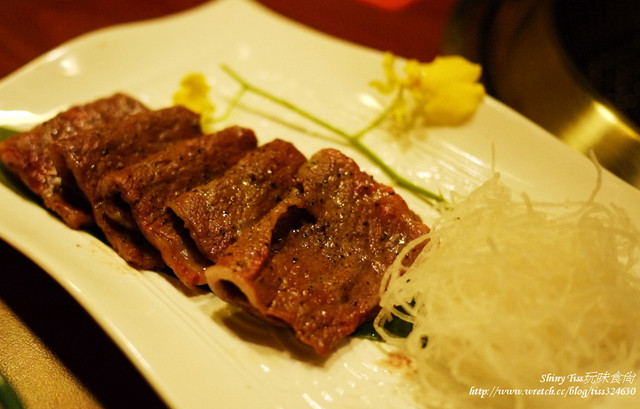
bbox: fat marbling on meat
[0,93,149,228]
[169,138,306,265]
[96,127,257,284]
[206,148,429,356]
[48,105,203,269]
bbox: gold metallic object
[444,0,640,188]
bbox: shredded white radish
[376,173,640,409]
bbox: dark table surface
[0,1,455,407]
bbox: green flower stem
[351,87,403,141]
[220,65,349,139]
[350,137,444,202]
[215,85,247,122]
[219,64,445,204]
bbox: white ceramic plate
[1,1,639,408]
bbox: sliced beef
[96,127,257,283]
[169,139,306,264]
[51,105,203,269]
[51,105,201,205]
[0,94,148,228]
[206,148,429,356]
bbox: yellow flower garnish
[173,72,216,132]
[370,52,400,94]
[371,52,485,127]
